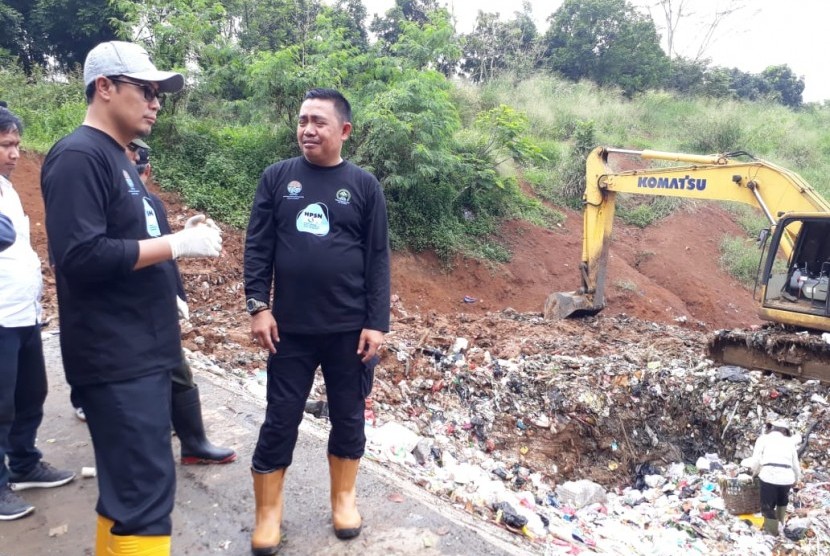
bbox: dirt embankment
[15,150,761,332]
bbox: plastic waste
[555,480,607,509]
[493,501,528,529]
[634,462,660,490]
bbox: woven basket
[719,477,761,515]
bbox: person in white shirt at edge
[0,106,75,522]
[751,418,802,535]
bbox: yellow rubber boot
[251,468,286,555]
[95,515,114,556]
[106,534,171,555]
[328,455,362,539]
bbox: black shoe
[0,486,35,520]
[304,400,329,419]
[9,462,76,491]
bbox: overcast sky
[361,0,829,102]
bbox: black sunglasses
[109,77,163,102]
[126,143,139,152]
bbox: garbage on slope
[188,299,830,555]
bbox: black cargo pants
[252,330,376,472]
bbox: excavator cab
[710,214,830,381]
[759,215,830,325]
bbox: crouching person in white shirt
[752,419,802,535]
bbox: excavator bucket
[543,291,604,320]
[708,328,830,382]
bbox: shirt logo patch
[335,188,351,205]
[123,170,140,196]
[143,197,161,237]
[284,180,304,199]
[296,203,330,236]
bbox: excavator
[545,146,830,381]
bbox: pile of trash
[314,307,830,554]
[188,300,830,554]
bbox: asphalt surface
[0,333,528,556]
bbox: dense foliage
[0,0,825,266]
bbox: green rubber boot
[763,517,779,536]
[776,506,787,527]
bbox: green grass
[720,236,763,287]
[614,279,638,292]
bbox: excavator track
[708,327,830,382]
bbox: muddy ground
[0,334,528,555]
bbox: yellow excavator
[546,146,830,381]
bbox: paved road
[0,333,529,556]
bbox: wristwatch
[246,298,269,316]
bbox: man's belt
[762,463,791,469]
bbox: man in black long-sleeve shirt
[41,41,222,555]
[244,88,390,555]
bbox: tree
[726,66,769,101]
[33,0,123,71]
[229,0,322,53]
[390,8,460,75]
[370,0,440,53]
[0,2,40,73]
[761,64,804,108]
[0,0,122,74]
[643,0,746,62]
[663,56,707,95]
[651,0,686,59]
[542,0,669,96]
[462,12,504,82]
[110,0,229,72]
[329,0,369,51]
[461,3,540,82]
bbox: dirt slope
[15,150,761,330]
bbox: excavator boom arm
[544,147,830,320]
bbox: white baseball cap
[84,41,184,93]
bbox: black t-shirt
[244,156,391,333]
[41,126,180,385]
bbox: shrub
[0,68,86,152]
[720,236,763,287]
[616,196,682,228]
[150,117,283,227]
[681,114,746,154]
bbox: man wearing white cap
[751,419,802,535]
[40,41,222,555]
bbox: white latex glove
[185,214,206,229]
[176,296,189,321]
[185,214,221,232]
[167,226,222,259]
